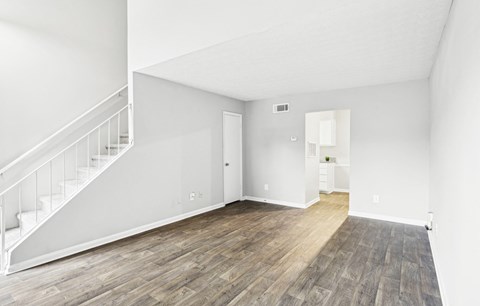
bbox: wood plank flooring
[0,193,441,305]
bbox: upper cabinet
[319,119,336,146]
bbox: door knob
[225,163,230,166]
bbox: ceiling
[139,0,452,101]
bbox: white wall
[245,80,430,222]
[9,74,245,266]
[0,0,127,169]
[429,0,480,304]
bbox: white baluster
[75,143,79,190]
[1,196,5,270]
[18,185,22,236]
[117,113,121,154]
[35,171,38,223]
[0,195,7,270]
[50,161,53,213]
[97,128,101,170]
[87,135,90,177]
[128,104,133,144]
[108,120,111,159]
[63,152,66,200]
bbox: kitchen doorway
[305,109,351,208]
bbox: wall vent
[273,103,289,113]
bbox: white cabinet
[319,163,335,193]
[319,119,336,146]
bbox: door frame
[222,111,243,204]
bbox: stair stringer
[5,143,134,273]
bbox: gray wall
[429,0,480,304]
[0,0,127,169]
[9,74,245,265]
[245,80,430,222]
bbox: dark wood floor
[0,193,441,305]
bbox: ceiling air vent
[273,103,289,114]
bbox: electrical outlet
[189,192,196,201]
[373,195,380,204]
[264,184,269,191]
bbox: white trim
[243,196,306,209]
[305,197,320,208]
[333,188,350,193]
[223,111,243,204]
[6,202,225,274]
[348,210,425,227]
[0,85,128,176]
[428,231,449,306]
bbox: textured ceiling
[139,0,452,101]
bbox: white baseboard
[333,188,349,193]
[243,196,306,209]
[348,210,425,227]
[6,202,225,274]
[305,197,320,208]
[428,231,449,306]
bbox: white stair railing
[0,100,133,272]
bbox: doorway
[223,112,243,204]
[305,109,351,208]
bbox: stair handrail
[0,84,128,176]
[0,103,131,198]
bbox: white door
[223,112,242,204]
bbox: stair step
[77,166,99,173]
[119,134,130,144]
[91,155,113,161]
[17,210,48,222]
[58,179,85,197]
[106,144,128,149]
[39,194,65,212]
[77,167,99,180]
[1,228,21,249]
[91,155,113,167]
[59,179,85,188]
[16,210,49,235]
[105,144,128,154]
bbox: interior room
[0,0,479,305]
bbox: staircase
[0,87,133,272]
